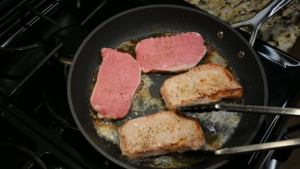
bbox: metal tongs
[179,0,298,156]
[178,103,300,156]
[178,103,300,116]
[183,138,300,156]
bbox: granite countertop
[185,0,300,53]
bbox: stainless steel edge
[215,138,300,155]
[216,103,300,116]
[231,0,292,46]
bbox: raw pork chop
[135,32,206,73]
[119,111,205,159]
[90,48,141,119]
[160,63,243,110]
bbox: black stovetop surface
[1,0,300,169]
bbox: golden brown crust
[160,63,243,110]
[119,111,205,159]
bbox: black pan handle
[178,103,300,116]
[231,0,292,46]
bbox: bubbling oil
[90,32,243,168]
[185,111,242,150]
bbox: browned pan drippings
[89,33,243,168]
[67,5,268,169]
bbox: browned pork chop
[119,111,205,159]
[160,63,243,110]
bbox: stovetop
[1,0,300,169]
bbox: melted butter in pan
[185,111,242,150]
[113,74,167,128]
[92,74,204,168]
[115,39,139,59]
[93,119,119,145]
[91,33,243,168]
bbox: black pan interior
[68,5,267,169]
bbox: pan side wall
[68,5,267,169]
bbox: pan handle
[230,0,292,46]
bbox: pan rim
[67,4,268,169]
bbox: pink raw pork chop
[90,48,141,119]
[135,32,206,73]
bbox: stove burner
[47,25,89,65]
[0,142,46,169]
[43,92,78,130]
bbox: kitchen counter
[185,0,300,53]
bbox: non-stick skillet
[66,1,285,168]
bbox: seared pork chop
[119,111,205,159]
[135,32,206,73]
[90,48,141,119]
[160,63,243,110]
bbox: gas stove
[1,0,300,169]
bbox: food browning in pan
[160,63,243,110]
[90,32,243,167]
[202,45,228,68]
[119,111,205,159]
[90,48,141,119]
[136,32,206,73]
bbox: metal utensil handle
[231,0,291,46]
[216,103,300,116]
[216,138,300,155]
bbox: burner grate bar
[7,43,63,102]
[23,3,62,28]
[0,142,47,169]
[80,0,107,25]
[0,0,27,21]
[1,1,59,47]
[0,0,43,35]
[43,91,79,130]
[0,18,22,37]
[0,44,39,52]
[248,115,280,164]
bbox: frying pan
[67,4,268,169]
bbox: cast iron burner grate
[1,0,300,169]
[46,25,90,66]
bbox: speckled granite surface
[185,0,300,53]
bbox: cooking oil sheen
[91,34,243,168]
